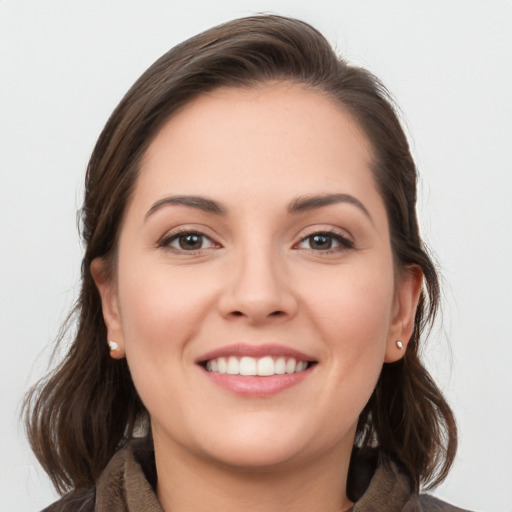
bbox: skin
[93,83,422,512]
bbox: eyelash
[157,229,218,253]
[157,229,354,254]
[295,230,354,253]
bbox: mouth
[196,344,317,396]
[202,355,314,376]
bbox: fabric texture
[42,437,472,512]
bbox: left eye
[297,232,352,251]
[162,232,216,251]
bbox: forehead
[131,83,383,222]
[146,83,372,162]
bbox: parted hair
[24,14,456,496]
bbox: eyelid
[293,226,355,252]
[157,226,221,253]
[295,224,354,241]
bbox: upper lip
[196,343,317,364]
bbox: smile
[205,356,309,376]
[197,344,317,396]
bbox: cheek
[310,260,394,336]
[117,263,212,348]
[115,264,218,422]
[305,261,395,383]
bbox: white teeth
[205,356,309,376]
[285,358,296,374]
[227,356,239,375]
[275,357,286,374]
[239,356,257,375]
[217,357,227,374]
[257,356,274,376]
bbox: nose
[218,244,298,325]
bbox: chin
[191,417,349,472]
[202,437,308,471]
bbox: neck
[153,432,354,512]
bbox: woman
[25,14,471,512]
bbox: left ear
[384,265,423,363]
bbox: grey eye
[177,234,204,250]
[297,231,353,252]
[163,232,216,251]
[308,234,333,250]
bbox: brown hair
[24,14,456,495]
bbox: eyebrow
[287,193,373,222]
[145,195,226,219]
[145,192,372,222]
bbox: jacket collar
[94,437,420,512]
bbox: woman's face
[94,83,420,472]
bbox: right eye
[295,231,354,253]
[159,231,217,252]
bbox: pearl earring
[396,340,403,349]
[108,340,119,352]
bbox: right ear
[90,258,125,359]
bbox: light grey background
[1,1,511,511]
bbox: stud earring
[396,340,403,349]
[108,340,119,352]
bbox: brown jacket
[43,438,472,512]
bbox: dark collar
[94,438,420,511]
[71,437,463,511]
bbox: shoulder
[347,448,477,512]
[40,437,160,512]
[419,494,474,512]
[40,488,95,512]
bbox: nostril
[229,310,284,319]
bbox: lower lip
[201,368,313,397]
